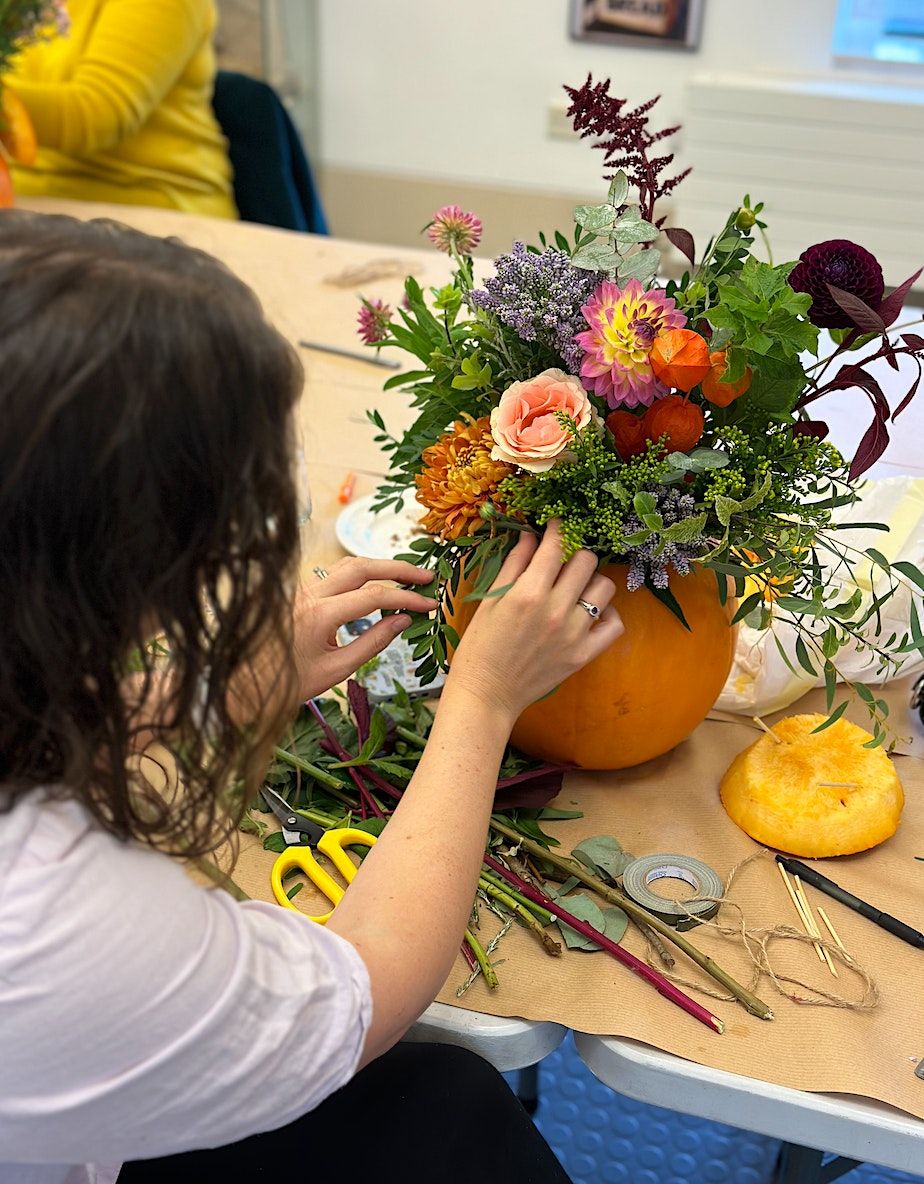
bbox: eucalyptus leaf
[617,250,660,286]
[572,835,635,882]
[573,203,617,233]
[607,171,629,208]
[572,242,620,272]
[553,892,628,951]
[611,208,659,243]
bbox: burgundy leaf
[826,283,886,334]
[902,333,924,351]
[664,226,696,266]
[496,764,571,790]
[494,770,565,811]
[884,346,900,370]
[347,679,371,745]
[849,414,890,481]
[823,363,889,415]
[893,367,921,420]
[877,267,923,328]
[792,419,829,440]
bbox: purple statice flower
[469,242,599,373]
[622,489,705,591]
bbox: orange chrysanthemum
[415,416,513,540]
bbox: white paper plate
[335,489,425,560]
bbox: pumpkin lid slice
[719,713,904,858]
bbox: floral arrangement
[362,76,924,746]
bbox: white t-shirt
[0,792,373,1184]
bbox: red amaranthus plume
[564,74,690,224]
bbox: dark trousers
[119,1042,572,1183]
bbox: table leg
[516,1062,540,1115]
[777,1143,863,1184]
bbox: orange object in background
[337,471,356,504]
[0,157,13,208]
[701,349,752,406]
[642,394,704,454]
[0,87,37,166]
[649,328,711,393]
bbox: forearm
[327,681,513,1063]
[7,0,207,155]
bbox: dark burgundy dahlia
[788,239,884,329]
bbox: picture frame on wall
[570,0,704,51]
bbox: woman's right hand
[445,521,624,724]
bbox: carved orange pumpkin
[446,562,736,769]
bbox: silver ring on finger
[576,598,601,620]
[312,566,329,581]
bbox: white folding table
[575,1033,924,1182]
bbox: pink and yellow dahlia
[575,279,686,409]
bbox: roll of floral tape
[622,853,723,931]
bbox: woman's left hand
[293,558,436,700]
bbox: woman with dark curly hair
[0,211,622,1184]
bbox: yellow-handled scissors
[262,786,376,924]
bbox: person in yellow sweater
[4,0,237,218]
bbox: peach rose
[490,368,600,473]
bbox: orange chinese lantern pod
[0,157,13,210]
[642,394,704,454]
[605,409,647,460]
[649,328,711,393]
[701,349,752,406]
[0,88,37,167]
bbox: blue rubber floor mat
[516,1035,924,1184]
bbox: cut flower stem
[489,817,774,1021]
[484,852,724,1034]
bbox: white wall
[315,1,924,283]
[318,0,860,192]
